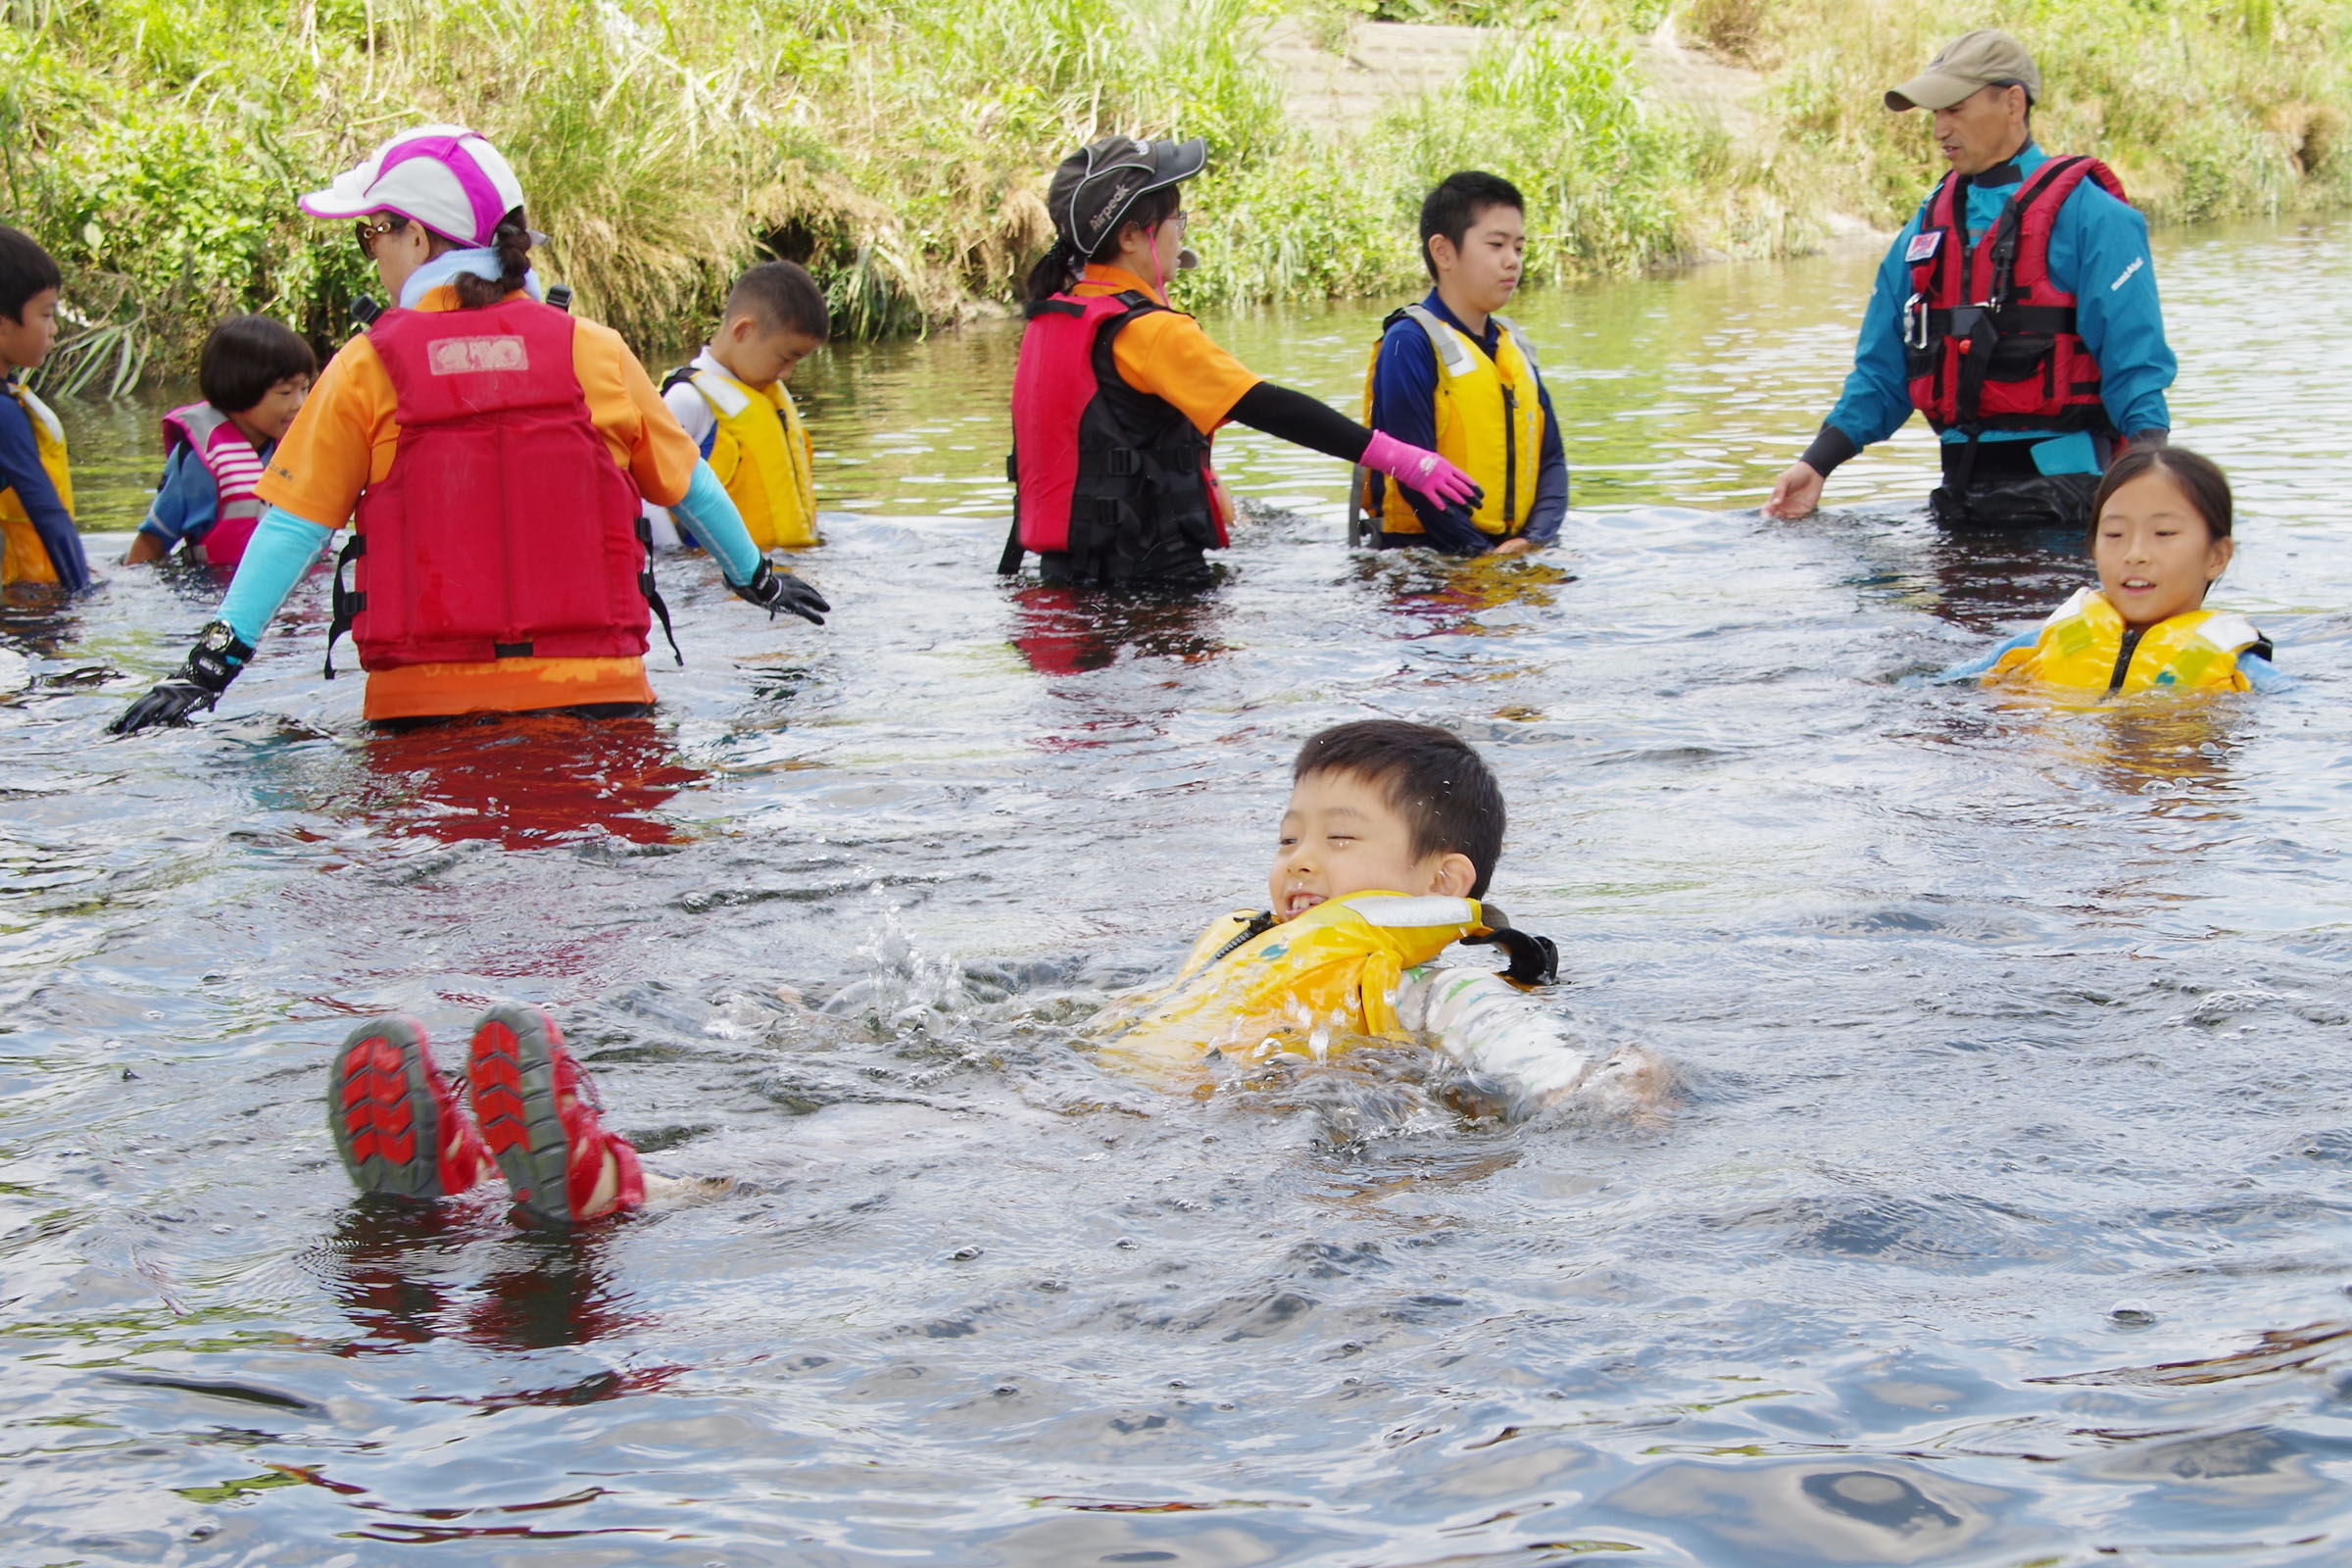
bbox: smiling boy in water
[1092,719,1656,1111]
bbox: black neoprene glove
[109,621,252,735]
[731,561,829,626]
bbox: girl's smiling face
[2093,467,2233,629]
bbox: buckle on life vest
[1902,292,1931,352]
[1103,447,1143,478]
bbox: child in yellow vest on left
[646,260,827,554]
[0,225,90,593]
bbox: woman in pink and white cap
[113,123,829,736]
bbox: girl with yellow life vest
[648,261,827,554]
[0,225,90,594]
[1356,172,1566,556]
[1945,447,2281,694]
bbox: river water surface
[6,217,2352,1565]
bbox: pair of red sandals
[328,1003,644,1225]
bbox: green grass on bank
[1,0,2345,386]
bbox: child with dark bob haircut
[1949,447,2281,694]
[127,315,318,567]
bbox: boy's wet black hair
[1418,171,1525,280]
[2085,446,2233,550]
[1294,719,1506,898]
[0,224,62,323]
[727,260,830,341]
[198,315,318,414]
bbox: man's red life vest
[1002,289,1225,581]
[1903,155,2128,436]
[333,299,651,673]
[160,403,268,565]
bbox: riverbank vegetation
[3,0,2346,385]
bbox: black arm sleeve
[1226,382,1371,466]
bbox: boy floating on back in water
[324,721,1653,1228]
[1357,172,1568,557]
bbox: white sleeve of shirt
[641,377,719,547]
[1396,963,1662,1119]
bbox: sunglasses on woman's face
[353,217,406,257]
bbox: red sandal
[466,1004,644,1225]
[328,1015,491,1200]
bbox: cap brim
[1885,71,1982,112]
[296,177,382,221]
[1152,138,1207,187]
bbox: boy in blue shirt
[1359,172,1568,556]
[0,225,89,592]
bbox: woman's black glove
[109,621,253,735]
[731,561,829,626]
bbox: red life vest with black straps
[1003,289,1226,579]
[331,298,651,673]
[1903,155,2128,436]
[159,403,268,565]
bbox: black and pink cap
[298,124,529,247]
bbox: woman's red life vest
[1002,289,1224,581]
[1903,155,2128,436]
[330,299,651,674]
[159,403,268,565]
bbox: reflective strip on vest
[1359,306,1546,537]
[0,380,73,586]
[1984,586,2258,694]
[684,368,818,550]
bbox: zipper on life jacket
[1500,386,1518,528]
[2107,626,2147,693]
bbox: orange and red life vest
[328,298,652,673]
[1004,289,1225,577]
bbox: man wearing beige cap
[1764,29,2174,529]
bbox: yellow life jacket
[1984,586,2263,695]
[1356,305,1546,539]
[0,377,73,586]
[1089,891,1493,1076]
[678,366,817,550]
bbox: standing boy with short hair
[649,260,830,553]
[1359,172,1568,557]
[0,224,89,592]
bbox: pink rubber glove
[1361,430,1482,511]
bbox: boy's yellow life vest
[1089,891,1489,1073]
[0,378,73,586]
[1985,586,2261,694]
[1358,305,1546,538]
[681,367,817,550]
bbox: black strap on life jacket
[636,514,682,666]
[1463,922,1561,986]
[323,534,364,679]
